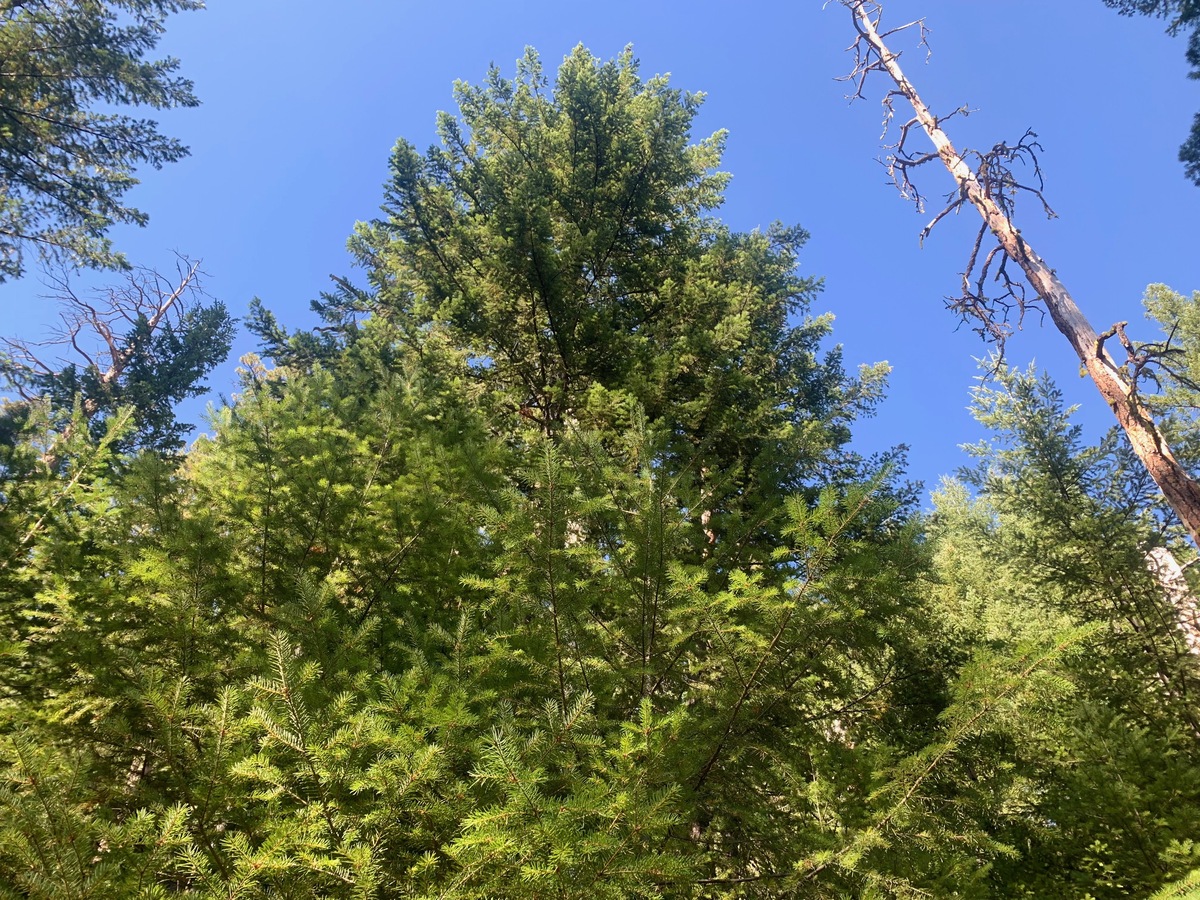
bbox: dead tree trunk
[844,0,1200,550]
[1147,547,1200,656]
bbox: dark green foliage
[928,364,1200,897]
[31,297,233,453]
[1102,0,1200,25]
[0,0,202,280]
[0,264,235,454]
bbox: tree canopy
[2,34,1200,900]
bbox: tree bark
[1146,547,1200,656]
[849,1,1200,550]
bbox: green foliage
[1102,0,1200,184]
[1153,866,1200,899]
[927,362,1200,898]
[0,0,202,280]
[1143,284,1200,461]
[1,263,235,455]
[0,738,195,899]
[5,44,1200,900]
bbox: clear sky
[2,1,1196,495]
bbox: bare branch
[1,254,207,417]
[841,0,1200,550]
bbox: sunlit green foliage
[3,46,1200,900]
[928,364,1200,898]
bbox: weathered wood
[848,1,1200,550]
[1146,547,1200,657]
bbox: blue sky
[2,1,1196,494]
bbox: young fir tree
[927,364,1200,898]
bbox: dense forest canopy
[2,3,1200,898]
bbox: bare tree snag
[843,1,1200,550]
[1,256,208,463]
[2,257,203,417]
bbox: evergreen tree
[7,43,1195,900]
[927,364,1200,897]
[341,46,893,570]
[0,0,201,280]
[1,261,234,454]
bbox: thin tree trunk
[849,1,1200,550]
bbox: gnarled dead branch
[2,256,203,418]
[840,0,1200,551]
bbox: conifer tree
[1,260,234,454]
[0,0,202,280]
[927,364,1200,897]
[6,43,1189,900]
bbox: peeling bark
[1146,546,1200,656]
[846,1,1200,550]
